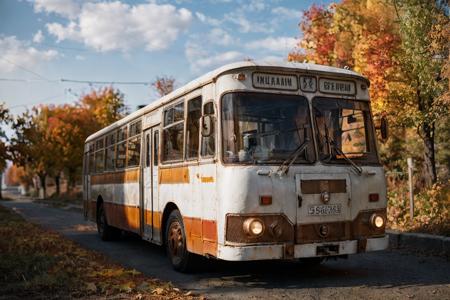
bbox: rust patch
[301,179,346,194]
[183,216,217,257]
[91,169,140,185]
[200,176,214,183]
[144,210,161,228]
[159,167,190,184]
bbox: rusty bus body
[83,61,388,271]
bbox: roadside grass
[0,206,198,299]
[387,179,450,236]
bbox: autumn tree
[9,108,59,198]
[79,87,127,129]
[389,0,449,184]
[152,76,176,97]
[289,0,449,185]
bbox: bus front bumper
[217,235,389,261]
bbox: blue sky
[0,0,332,113]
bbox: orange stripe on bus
[91,169,140,185]
[200,176,214,183]
[159,167,189,184]
[104,202,140,233]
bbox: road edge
[387,229,449,257]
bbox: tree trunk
[55,174,60,196]
[421,121,437,186]
[39,174,47,199]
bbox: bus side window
[201,102,215,158]
[153,130,159,166]
[127,120,142,167]
[94,138,105,173]
[186,97,202,160]
[162,102,184,162]
[116,127,127,169]
[105,132,116,171]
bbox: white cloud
[196,12,221,26]
[272,6,302,19]
[33,30,44,43]
[33,0,82,19]
[225,11,273,33]
[0,36,58,73]
[246,36,297,52]
[185,41,242,72]
[45,2,192,52]
[208,28,234,46]
[75,55,85,61]
[243,0,266,12]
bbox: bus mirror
[201,115,213,137]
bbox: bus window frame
[185,96,203,162]
[200,100,217,160]
[161,99,186,164]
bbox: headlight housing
[243,217,265,237]
[370,213,385,229]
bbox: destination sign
[319,78,355,95]
[253,73,298,90]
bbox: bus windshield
[222,92,315,164]
[312,97,379,165]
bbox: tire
[97,203,119,241]
[165,210,195,272]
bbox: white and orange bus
[83,61,389,272]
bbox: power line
[0,78,57,83]
[0,58,51,81]
[60,78,151,85]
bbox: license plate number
[308,204,341,215]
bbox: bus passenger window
[95,150,104,173]
[105,133,116,171]
[127,136,141,167]
[127,120,142,167]
[154,130,159,166]
[88,151,95,174]
[116,142,126,169]
[186,97,202,159]
[201,102,215,157]
[162,102,184,162]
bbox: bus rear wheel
[165,210,195,272]
[97,203,119,241]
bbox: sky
[0,0,332,114]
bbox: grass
[0,205,199,299]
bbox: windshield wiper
[328,140,363,175]
[322,120,362,175]
[276,138,310,176]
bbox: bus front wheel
[165,210,195,272]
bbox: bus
[83,61,389,272]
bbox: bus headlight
[243,218,265,237]
[370,213,385,229]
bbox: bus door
[141,127,159,241]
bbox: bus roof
[85,60,368,143]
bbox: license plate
[308,204,342,215]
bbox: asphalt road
[1,195,449,300]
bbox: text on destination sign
[253,73,298,90]
[319,78,355,95]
